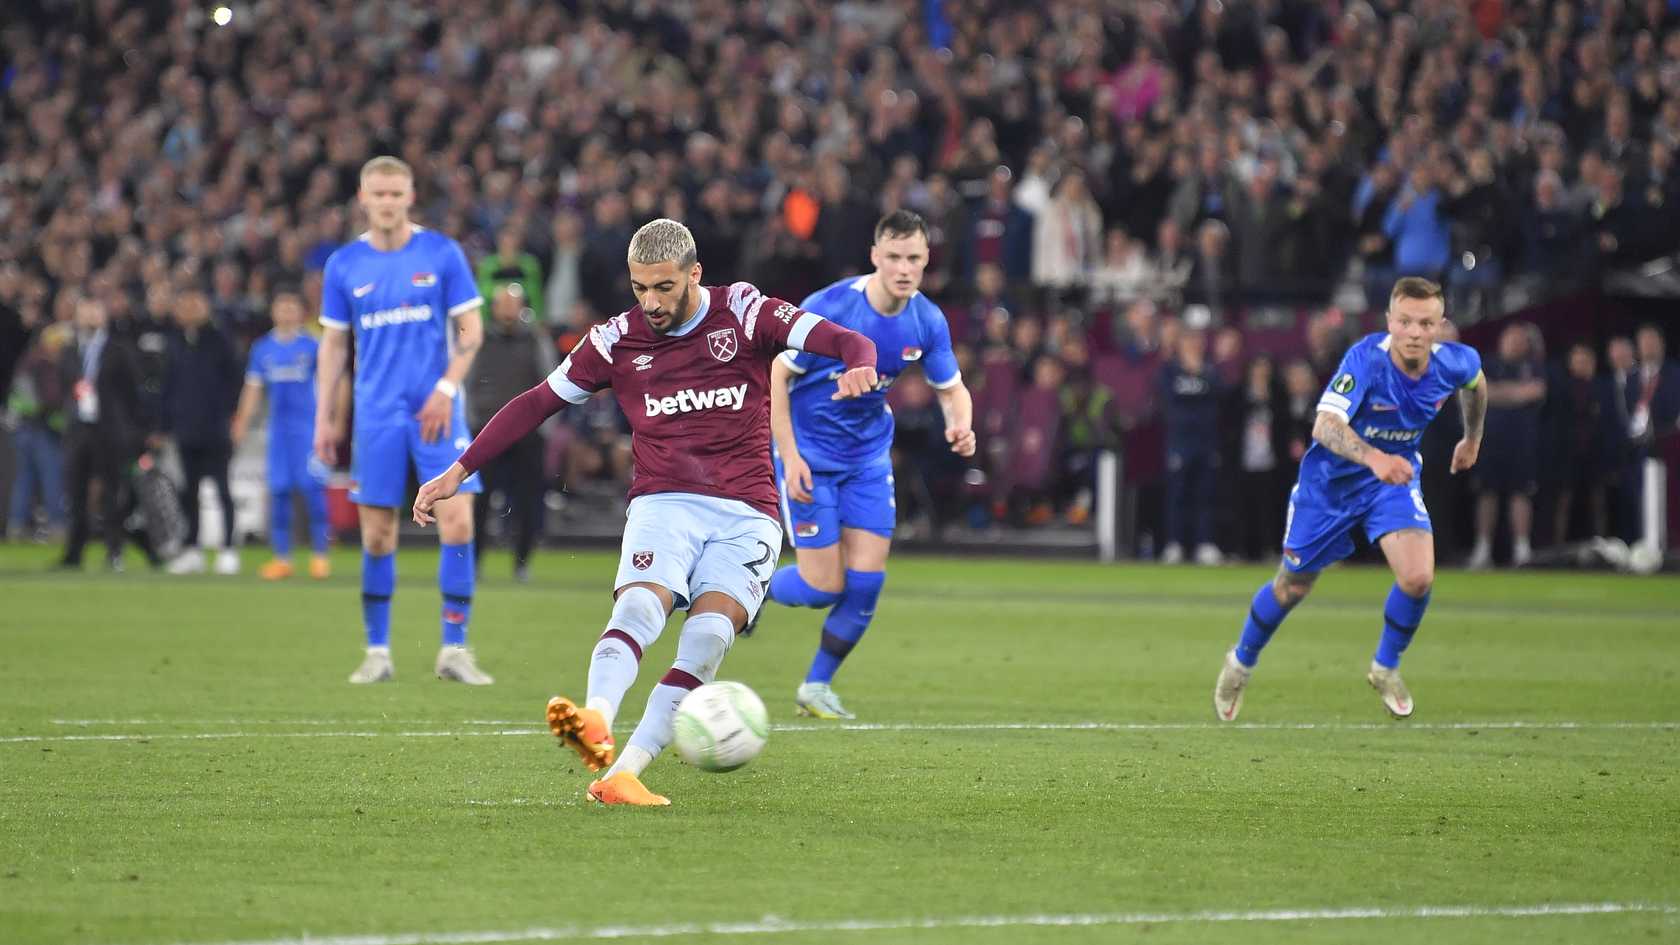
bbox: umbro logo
[352,283,375,298]
[633,354,654,372]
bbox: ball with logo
[671,681,769,772]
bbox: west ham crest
[706,328,738,362]
[632,551,655,570]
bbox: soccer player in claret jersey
[231,289,331,581]
[315,156,493,686]
[1213,277,1487,721]
[411,219,878,806]
[766,210,975,720]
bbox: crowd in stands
[4,0,1680,564]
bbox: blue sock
[806,569,885,684]
[362,551,395,647]
[1375,584,1430,669]
[270,490,292,559]
[770,564,842,608]
[304,484,330,553]
[439,541,474,646]
[1234,581,1296,668]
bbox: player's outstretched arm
[935,381,976,457]
[769,356,814,502]
[313,327,349,466]
[416,380,566,525]
[1314,410,1412,484]
[1452,370,1488,474]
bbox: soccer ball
[672,681,768,772]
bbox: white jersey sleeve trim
[448,297,484,317]
[319,315,349,330]
[546,359,593,404]
[1316,398,1350,422]
[786,311,824,351]
[778,350,807,374]
[928,370,964,391]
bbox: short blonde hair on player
[360,155,413,181]
[627,218,698,269]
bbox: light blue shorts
[614,492,784,617]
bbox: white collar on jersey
[1379,334,1442,354]
[666,285,711,338]
[357,223,426,244]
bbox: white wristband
[434,378,459,399]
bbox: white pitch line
[7,720,1678,745]
[123,901,1677,945]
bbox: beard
[646,282,691,335]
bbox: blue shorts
[268,430,326,494]
[775,454,896,549]
[1281,474,1432,574]
[350,406,481,508]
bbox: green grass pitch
[2,543,1677,944]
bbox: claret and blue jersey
[319,224,482,506]
[779,275,961,548]
[1283,332,1482,573]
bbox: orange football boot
[587,771,670,806]
[546,696,615,772]
[308,554,331,579]
[258,559,294,581]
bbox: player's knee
[691,590,750,631]
[801,562,845,595]
[1273,573,1315,606]
[1396,569,1433,598]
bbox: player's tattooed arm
[1458,370,1487,441]
[1312,411,1371,464]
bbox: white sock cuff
[671,612,735,682]
[610,586,668,650]
[681,611,735,650]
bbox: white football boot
[1367,661,1414,718]
[1194,543,1224,566]
[1159,542,1184,565]
[1212,649,1251,721]
[166,548,206,575]
[795,682,855,720]
[348,647,394,684]
[214,548,241,575]
[435,645,494,685]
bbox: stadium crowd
[3,0,1679,567]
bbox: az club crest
[707,328,738,362]
[632,551,655,570]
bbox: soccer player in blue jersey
[231,289,331,581]
[766,210,975,719]
[1213,277,1487,721]
[314,156,491,686]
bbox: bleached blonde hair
[360,155,413,181]
[627,218,698,269]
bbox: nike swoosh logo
[352,283,375,298]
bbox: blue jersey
[1302,332,1482,492]
[783,276,961,470]
[319,225,481,425]
[246,331,319,434]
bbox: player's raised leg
[431,490,491,685]
[349,504,398,683]
[548,580,673,774]
[1370,528,1434,719]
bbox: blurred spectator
[1003,355,1065,525]
[1384,163,1452,282]
[466,284,554,583]
[542,212,585,331]
[1547,342,1616,543]
[160,291,243,576]
[1606,335,1644,543]
[57,297,154,571]
[1521,170,1584,276]
[1469,324,1547,569]
[7,319,71,539]
[969,166,1033,285]
[1228,355,1283,562]
[1088,229,1156,312]
[477,227,545,324]
[1185,219,1235,314]
[1057,363,1123,526]
[1277,358,1319,469]
[1030,169,1102,303]
[1159,326,1225,565]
